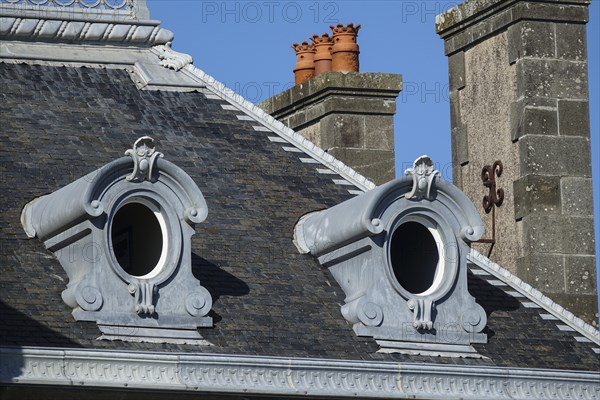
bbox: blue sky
[149,0,600,311]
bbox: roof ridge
[0,38,375,192]
[467,249,600,345]
[177,59,376,192]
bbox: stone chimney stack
[260,24,402,185]
[437,0,597,325]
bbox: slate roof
[1,62,599,373]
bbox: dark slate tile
[0,63,598,372]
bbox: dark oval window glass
[390,221,440,294]
[111,202,163,277]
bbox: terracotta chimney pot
[311,33,333,75]
[330,23,361,72]
[292,41,316,85]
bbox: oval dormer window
[111,198,168,279]
[390,220,444,296]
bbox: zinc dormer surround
[20,137,212,344]
[294,156,488,354]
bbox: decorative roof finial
[125,136,163,182]
[405,155,439,200]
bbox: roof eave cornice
[1,346,598,399]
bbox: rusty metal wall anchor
[475,161,504,255]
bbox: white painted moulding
[1,347,599,399]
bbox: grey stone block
[516,58,588,100]
[364,115,394,150]
[448,51,466,91]
[507,21,556,64]
[516,254,565,293]
[549,293,599,327]
[519,135,592,177]
[521,214,595,255]
[451,124,469,166]
[436,0,504,33]
[327,148,395,185]
[440,6,513,55]
[513,175,561,220]
[296,124,322,147]
[319,96,398,116]
[308,72,403,94]
[449,91,461,130]
[520,106,558,137]
[437,0,589,55]
[511,2,590,26]
[269,88,293,113]
[437,0,590,35]
[320,114,364,149]
[556,23,587,61]
[558,100,590,137]
[565,255,597,296]
[300,102,328,128]
[561,177,594,216]
[279,96,399,133]
[443,36,460,57]
[452,163,464,189]
[286,110,308,130]
[291,83,310,104]
[510,97,558,141]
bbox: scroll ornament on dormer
[125,136,163,182]
[154,42,194,71]
[405,156,439,200]
[407,298,434,331]
[128,282,158,316]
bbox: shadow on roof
[191,253,250,323]
[467,271,521,339]
[0,299,83,383]
[0,299,81,348]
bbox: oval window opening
[390,221,440,295]
[111,202,164,278]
